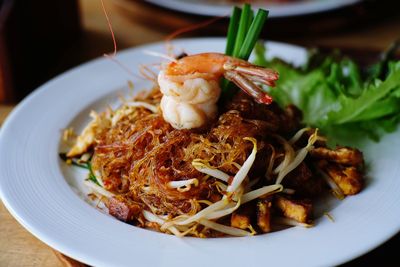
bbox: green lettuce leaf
[254,43,400,141]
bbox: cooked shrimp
[158,53,279,129]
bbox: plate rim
[0,37,399,267]
[144,0,362,18]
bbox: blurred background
[0,0,399,266]
[0,0,399,103]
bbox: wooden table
[1,0,400,266]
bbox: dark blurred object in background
[0,0,80,103]
[115,0,400,44]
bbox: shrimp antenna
[165,15,225,42]
[143,50,178,63]
[165,15,226,56]
[100,0,143,80]
[101,0,117,57]
[105,55,143,79]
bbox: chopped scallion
[59,153,100,186]
[238,9,269,60]
[232,4,253,57]
[59,153,89,169]
[222,4,270,95]
[87,162,101,186]
[225,6,241,56]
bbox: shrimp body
[159,53,278,129]
[164,53,228,79]
[159,70,220,104]
[159,70,219,129]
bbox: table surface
[1,0,400,266]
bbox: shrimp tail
[224,71,273,105]
[224,63,279,83]
[223,61,278,104]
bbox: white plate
[0,38,399,267]
[145,0,362,18]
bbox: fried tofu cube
[231,213,251,230]
[257,199,272,233]
[275,196,312,223]
[231,204,254,230]
[311,147,363,166]
[324,164,363,195]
